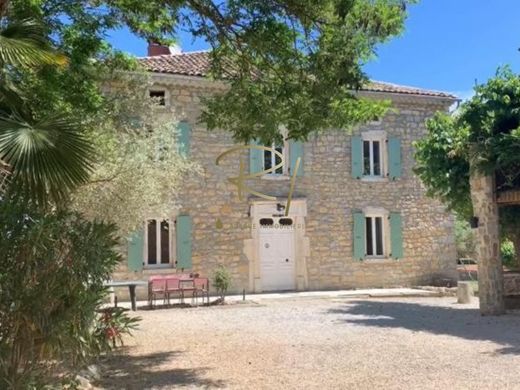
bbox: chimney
[147,41,171,57]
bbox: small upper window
[149,90,166,106]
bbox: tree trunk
[470,172,505,315]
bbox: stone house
[113,46,458,299]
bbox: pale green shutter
[128,228,144,272]
[353,211,365,260]
[289,140,304,176]
[388,137,401,180]
[389,212,403,259]
[351,136,363,179]
[177,121,191,156]
[176,215,192,270]
[249,139,263,174]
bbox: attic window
[149,90,166,106]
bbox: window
[279,218,293,226]
[149,90,166,106]
[363,139,382,176]
[259,218,274,226]
[365,215,385,257]
[353,132,401,181]
[360,131,387,179]
[263,142,286,175]
[145,218,173,267]
[353,209,402,260]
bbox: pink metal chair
[165,276,182,305]
[179,279,196,304]
[193,277,210,305]
[148,277,167,307]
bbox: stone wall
[112,74,457,301]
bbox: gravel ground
[97,297,520,390]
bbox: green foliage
[0,18,67,68]
[93,308,140,350]
[501,240,516,268]
[454,217,476,259]
[1,0,416,205]
[414,112,472,218]
[462,68,520,180]
[71,73,199,236]
[0,197,129,388]
[0,12,94,206]
[213,265,232,302]
[197,0,413,142]
[9,0,414,144]
[0,114,94,205]
[414,68,520,268]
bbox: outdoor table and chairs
[148,274,210,308]
[105,274,210,311]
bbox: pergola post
[469,171,505,315]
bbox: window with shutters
[362,131,387,179]
[144,218,175,268]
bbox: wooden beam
[497,189,520,205]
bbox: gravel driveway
[97,297,520,390]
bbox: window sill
[261,174,291,181]
[360,176,389,183]
[362,257,398,264]
[143,266,175,274]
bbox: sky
[107,0,520,99]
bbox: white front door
[259,225,295,291]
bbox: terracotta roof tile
[139,51,457,99]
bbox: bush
[213,265,232,302]
[455,217,476,259]
[0,198,131,388]
[501,240,516,268]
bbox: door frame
[243,198,310,293]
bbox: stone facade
[112,73,457,300]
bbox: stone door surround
[243,198,310,292]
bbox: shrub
[501,240,516,268]
[0,197,131,388]
[213,265,232,302]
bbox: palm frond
[0,19,68,68]
[0,113,94,204]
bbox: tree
[0,0,416,207]
[0,14,94,205]
[9,0,414,145]
[415,68,520,315]
[71,73,199,236]
[0,196,123,388]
